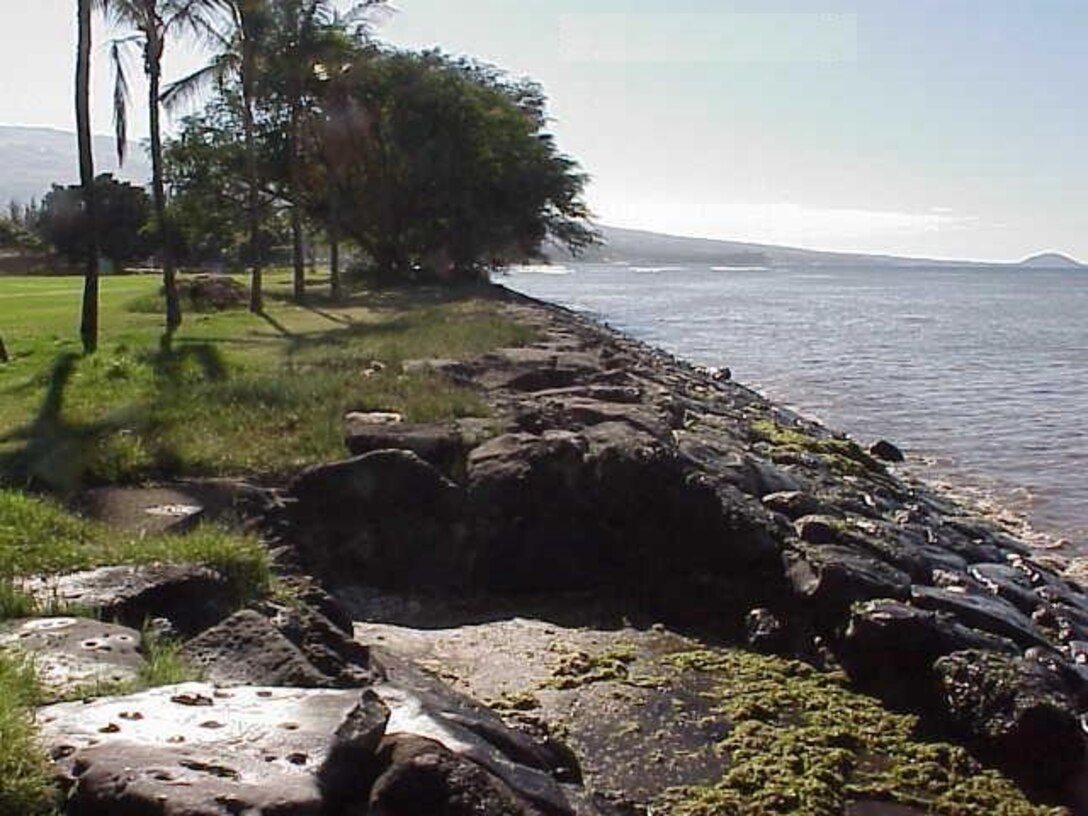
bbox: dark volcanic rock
[284,450,468,589]
[910,585,1050,649]
[761,490,836,520]
[370,736,547,816]
[968,563,1046,615]
[317,690,391,811]
[838,599,1018,710]
[344,421,475,477]
[180,609,334,687]
[466,422,781,622]
[374,648,582,794]
[19,563,235,636]
[786,544,912,617]
[869,439,905,462]
[471,348,602,393]
[273,602,376,687]
[513,395,671,439]
[794,515,842,545]
[934,649,1087,799]
[745,607,789,653]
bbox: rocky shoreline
[7,285,1088,815]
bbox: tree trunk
[328,179,342,301]
[289,102,305,303]
[0,334,9,364]
[148,48,181,333]
[329,225,341,302]
[242,41,263,313]
[76,0,99,355]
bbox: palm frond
[167,0,232,50]
[109,38,135,165]
[339,0,394,36]
[161,53,238,112]
[104,0,142,31]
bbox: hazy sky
[1,0,1086,261]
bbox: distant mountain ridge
[555,225,1082,269]
[0,125,150,205]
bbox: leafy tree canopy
[36,174,152,267]
[163,45,597,283]
[324,47,597,282]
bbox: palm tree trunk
[76,0,99,355]
[290,103,305,303]
[148,49,182,333]
[242,44,263,313]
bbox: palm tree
[265,0,387,304]
[164,0,385,311]
[311,39,369,302]
[76,0,107,354]
[164,0,269,312]
[107,0,223,335]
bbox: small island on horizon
[1018,251,1084,269]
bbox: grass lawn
[0,271,533,491]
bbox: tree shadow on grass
[0,343,230,495]
[257,310,296,338]
[299,302,355,327]
[0,353,132,493]
[149,342,228,386]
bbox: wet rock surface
[274,291,1088,811]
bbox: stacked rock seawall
[279,289,1088,810]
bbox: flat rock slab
[40,683,364,815]
[39,677,581,816]
[0,617,143,698]
[355,616,731,804]
[75,481,269,535]
[352,611,1055,815]
[19,563,235,635]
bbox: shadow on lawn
[0,344,229,495]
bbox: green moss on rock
[544,643,638,690]
[751,419,884,478]
[659,649,1062,816]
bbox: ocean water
[502,263,1088,547]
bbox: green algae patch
[751,419,884,479]
[659,649,1062,816]
[543,643,638,690]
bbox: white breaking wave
[503,264,574,276]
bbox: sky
[1,0,1086,262]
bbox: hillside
[0,125,150,205]
[555,224,1080,270]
